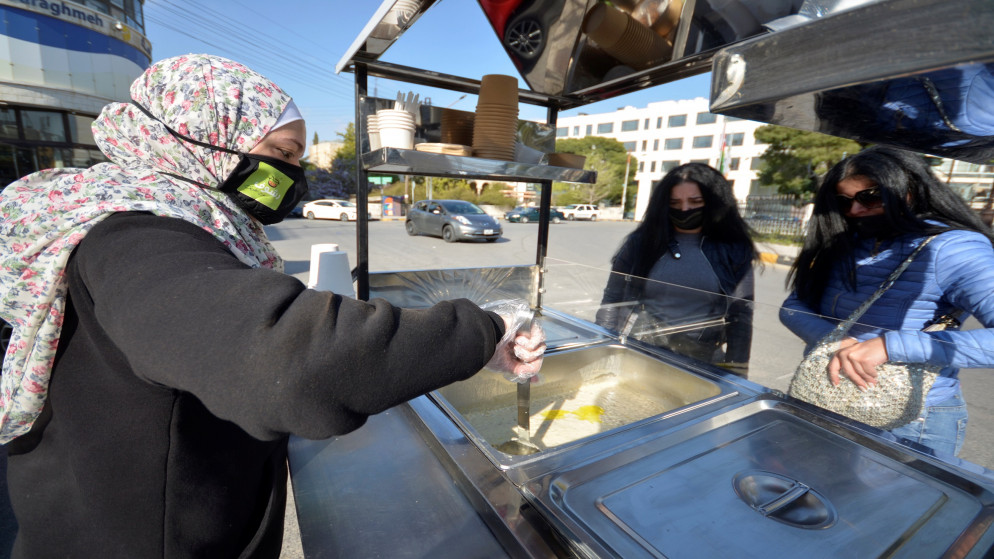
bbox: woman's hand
[828,336,889,389]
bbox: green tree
[312,131,320,146]
[334,122,356,160]
[553,136,636,207]
[754,125,862,198]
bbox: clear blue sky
[142,0,711,154]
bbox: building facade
[0,0,151,188]
[555,97,769,220]
[307,140,344,170]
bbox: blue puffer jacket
[780,229,994,405]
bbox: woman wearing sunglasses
[780,145,994,458]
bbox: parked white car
[560,204,600,221]
[302,199,359,221]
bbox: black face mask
[669,207,705,230]
[130,102,309,225]
[217,152,308,225]
[847,215,895,239]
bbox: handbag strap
[831,236,936,335]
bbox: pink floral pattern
[0,54,292,443]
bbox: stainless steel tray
[531,398,994,558]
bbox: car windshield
[440,201,485,215]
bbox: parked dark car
[288,201,308,218]
[504,206,565,223]
[406,199,502,243]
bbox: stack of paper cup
[376,108,416,150]
[473,74,519,161]
[582,3,672,70]
[440,108,475,146]
[367,113,381,151]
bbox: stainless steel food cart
[288,1,994,556]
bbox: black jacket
[6,212,504,558]
[595,231,755,364]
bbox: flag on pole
[717,133,728,174]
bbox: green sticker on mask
[238,161,293,210]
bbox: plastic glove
[482,300,547,383]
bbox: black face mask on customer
[130,102,309,224]
[847,215,895,239]
[669,207,705,230]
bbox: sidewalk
[755,241,801,267]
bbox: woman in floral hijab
[0,55,542,555]
[0,54,287,442]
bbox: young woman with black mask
[596,163,757,377]
[780,145,994,457]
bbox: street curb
[759,252,795,266]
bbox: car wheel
[504,17,544,60]
[552,216,561,224]
[442,225,457,243]
[339,213,349,222]
[305,212,315,220]
[568,214,575,221]
[591,215,598,222]
[406,221,417,236]
[520,216,529,224]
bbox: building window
[696,112,717,124]
[656,117,663,128]
[0,106,106,190]
[662,160,680,172]
[620,120,639,132]
[641,140,647,151]
[692,136,713,149]
[585,124,592,135]
[690,159,709,165]
[668,114,687,127]
[556,127,568,137]
[597,123,614,134]
[750,157,765,170]
[650,161,656,172]
[0,108,17,140]
[573,126,579,135]
[21,110,67,143]
[728,132,744,146]
[623,141,636,151]
[729,157,740,171]
[664,138,683,150]
[639,161,644,172]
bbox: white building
[0,0,151,187]
[555,97,768,220]
[307,140,344,170]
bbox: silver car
[405,199,502,243]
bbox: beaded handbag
[788,237,943,430]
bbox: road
[267,217,994,472]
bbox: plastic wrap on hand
[481,299,546,383]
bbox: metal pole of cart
[534,105,558,311]
[354,63,370,301]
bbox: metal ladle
[497,313,541,456]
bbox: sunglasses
[836,187,883,211]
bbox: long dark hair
[622,163,756,279]
[788,145,994,307]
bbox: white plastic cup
[378,124,415,149]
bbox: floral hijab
[0,54,292,443]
